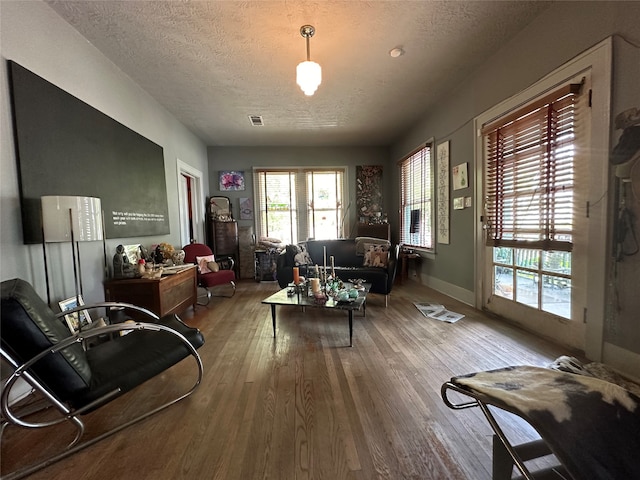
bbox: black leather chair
[1,278,205,480]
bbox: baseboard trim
[602,342,640,383]
[418,274,475,306]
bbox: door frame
[176,159,205,248]
[473,38,612,359]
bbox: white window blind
[254,169,298,245]
[254,167,346,243]
[483,83,581,252]
[306,169,344,240]
[399,144,433,249]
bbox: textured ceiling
[46,1,551,147]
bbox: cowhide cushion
[452,365,640,480]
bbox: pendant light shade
[297,60,322,96]
[296,25,322,96]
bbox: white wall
[0,1,209,305]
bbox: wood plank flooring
[1,280,576,480]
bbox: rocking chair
[1,278,205,480]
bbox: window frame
[398,142,435,251]
[253,167,346,243]
[305,168,345,240]
[254,169,298,245]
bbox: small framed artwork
[219,171,245,191]
[123,244,140,264]
[59,296,92,334]
[453,162,468,190]
[239,197,253,220]
[453,197,465,210]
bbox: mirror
[209,196,232,221]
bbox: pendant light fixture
[296,25,322,96]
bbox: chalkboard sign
[9,61,170,244]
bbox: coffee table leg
[349,310,353,347]
[271,304,276,338]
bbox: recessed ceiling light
[389,47,404,58]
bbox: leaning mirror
[209,196,232,221]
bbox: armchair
[1,278,205,480]
[183,243,236,304]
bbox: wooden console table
[104,265,197,319]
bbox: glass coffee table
[262,282,370,347]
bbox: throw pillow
[355,236,391,256]
[294,244,314,266]
[362,243,389,268]
[196,254,216,273]
[285,244,299,266]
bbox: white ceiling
[46,1,551,147]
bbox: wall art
[219,171,245,191]
[437,141,450,244]
[356,165,384,222]
[453,162,468,190]
[239,197,253,220]
[10,61,169,243]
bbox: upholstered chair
[182,243,236,304]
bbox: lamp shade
[41,196,103,243]
[296,60,322,96]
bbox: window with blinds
[254,167,345,243]
[254,169,298,245]
[399,144,434,249]
[306,169,344,240]
[483,83,581,252]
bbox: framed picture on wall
[58,296,92,334]
[239,197,253,220]
[453,162,468,190]
[219,171,245,191]
[437,141,450,244]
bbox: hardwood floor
[2,280,575,480]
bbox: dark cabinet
[212,220,238,256]
[356,223,390,240]
[208,218,239,275]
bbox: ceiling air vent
[248,115,264,126]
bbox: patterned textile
[453,365,640,480]
[549,355,640,397]
[196,254,217,273]
[354,236,390,255]
[294,244,314,266]
[362,243,389,267]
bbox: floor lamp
[41,196,104,306]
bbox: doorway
[177,160,205,248]
[474,39,611,355]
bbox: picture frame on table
[59,295,92,334]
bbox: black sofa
[276,238,400,305]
